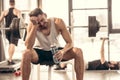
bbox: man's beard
[39,25,47,30]
[38,21,48,30]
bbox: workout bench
[30,60,75,80]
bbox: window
[42,0,69,26]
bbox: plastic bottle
[51,46,61,64]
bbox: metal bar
[68,0,73,33]
[72,8,108,10]
[37,0,42,8]
[0,31,5,62]
[0,27,26,30]
[67,25,107,28]
[107,0,112,62]
[0,28,10,30]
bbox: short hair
[29,8,44,17]
[9,0,15,5]
[109,62,119,70]
[9,0,15,3]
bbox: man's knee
[73,47,83,58]
[22,49,32,60]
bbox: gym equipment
[0,59,21,72]
[100,37,109,40]
[30,60,75,80]
[0,31,5,62]
[0,18,26,30]
[88,16,100,37]
[0,18,26,38]
[14,70,21,76]
[0,18,25,73]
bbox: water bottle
[51,46,61,64]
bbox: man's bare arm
[55,18,73,54]
[25,22,38,49]
[100,38,106,64]
[0,11,5,23]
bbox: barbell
[88,16,100,37]
[0,18,26,38]
[0,18,26,30]
[0,17,100,38]
[0,27,26,30]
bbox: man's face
[108,61,118,69]
[37,14,48,30]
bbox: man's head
[29,8,48,30]
[9,0,15,6]
[29,8,44,17]
[108,61,119,70]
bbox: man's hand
[30,16,39,25]
[54,50,64,62]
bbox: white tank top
[34,18,60,51]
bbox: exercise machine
[0,59,21,72]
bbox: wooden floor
[0,65,120,80]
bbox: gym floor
[0,65,120,80]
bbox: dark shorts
[5,29,20,46]
[33,47,63,65]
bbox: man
[21,8,84,80]
[86,38,119,70]
[0,0,22,65]
[54,63,67,70]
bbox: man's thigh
[31,49,39,64]
[62,47,75,61]
[33,48,53,64]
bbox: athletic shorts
[5,29,20,46]
[33,47,64,65]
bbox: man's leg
[8,43,15,62]
[54,63,67,70]
[8,37,19,65]
[21,49,39,80]
[62,47,84,80]
[5,31,16,64]
[7,30,19,64]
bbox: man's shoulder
[14,8,21,12]
[54,17,62,20]
[48,17,62,24]
[2,10,9,16]
[53,18,63,24]
[49,17,61,20]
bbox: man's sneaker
[7,60,15,65]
